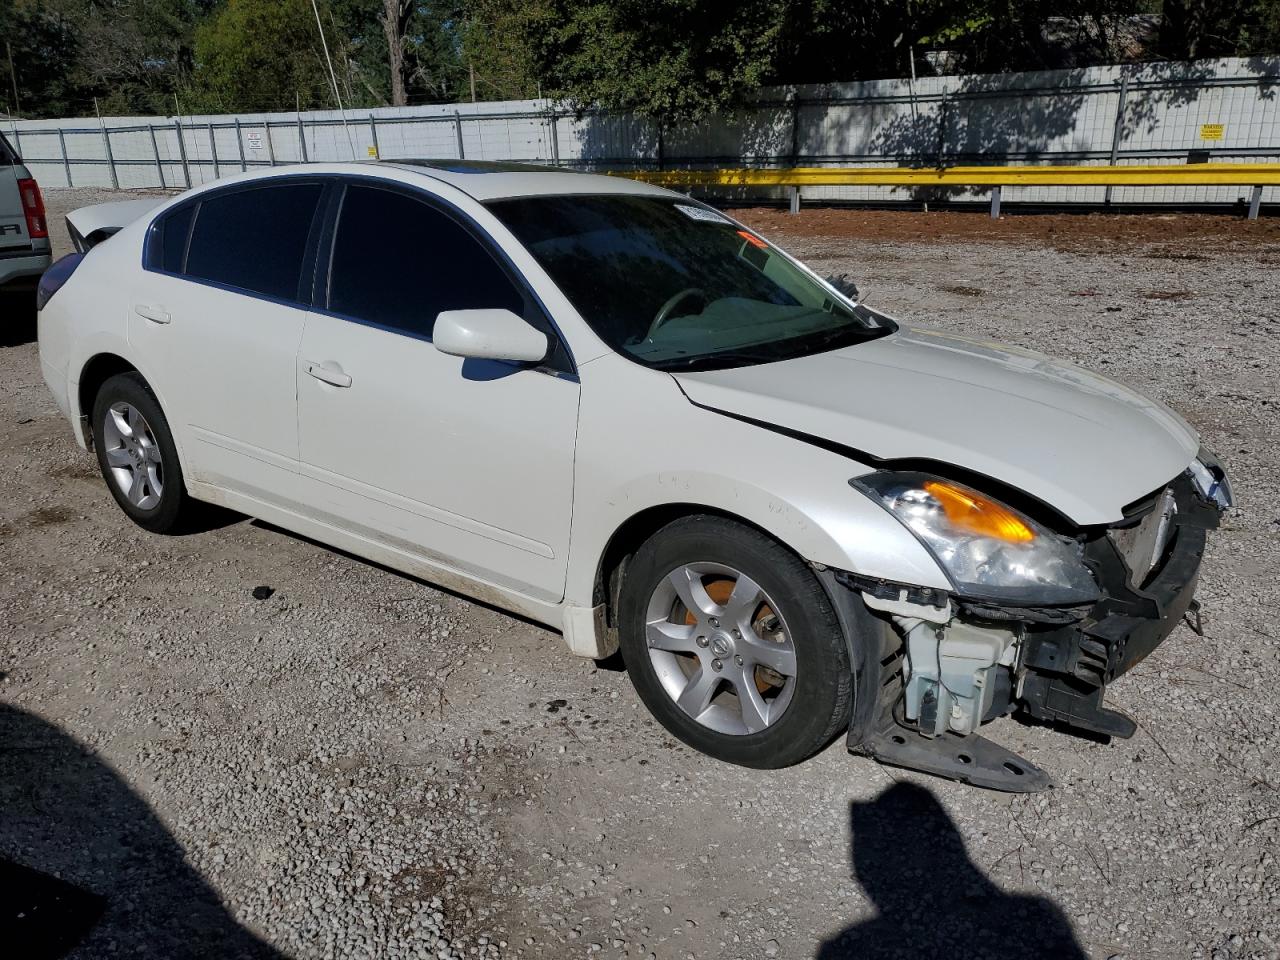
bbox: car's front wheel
[91,372,196,534]
[619,515,852,768]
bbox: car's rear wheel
[618,515,852,768]
[91,372,195,534]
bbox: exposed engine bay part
[860,587,950,624]
[860,726,1052,793]
[898,616,1020,738]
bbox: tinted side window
[327,184,522,339]
[159,204,195,273]
[186,183,322,301]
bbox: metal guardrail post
[57,128,72,187]
[788,186,801,214]
[1104,71,1130,206]
[265,122,277,166]
[990,185,1001,218]
[297,115,308,162]
[148,123,165,187]
[369,114,380,159]
[1248,185,1263,220]
[454,111,465,159]
[174,118,191,188]
[234,118,246,172]
[936,93,950,168]
[101,124,119,190]
[548,109,559,166]
[789,89,801,167]
[208,122,218,178]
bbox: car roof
[373,159,677,202]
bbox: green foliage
[1157,0,1280,59]
[0,0,84,116]
[1,0,1278,120]
[184,0,331,111]
[522,0,787,124]
[459,0,544,100]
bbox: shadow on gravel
[817,782,1087,959]
[0,290,37,346]
[0,703,283,959]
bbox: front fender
[564,354,950,609]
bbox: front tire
[91,372,195,534]
[619,515,852,768]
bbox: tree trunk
[381,0,410,107]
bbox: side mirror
[825,273,860,302]
[433,308,548,364]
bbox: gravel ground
[1,188,1277,960]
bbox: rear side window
[157,204,195,273]
[185,183,322,301]
[326,184,522,339]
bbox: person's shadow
[817,782,1087,959]
[0,702,284,959]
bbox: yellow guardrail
[612,162,1276,217]
[613,162,1280,187]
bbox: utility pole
[6,42,19,117]
[469,62,477,103]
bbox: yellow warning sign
[367,145,379,157]
[1199,123,1224,140]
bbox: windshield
[486,195,891,370]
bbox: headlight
[851,471,1099,605]
[1188,449,1232,510]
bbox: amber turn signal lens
[922,480,1035,543]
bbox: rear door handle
[304,360,352,388]
[134,303,171,324]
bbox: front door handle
[134,303,171,324]
[304,360,352,388]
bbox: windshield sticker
[674,203,733,225]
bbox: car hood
[673,325,1199,526]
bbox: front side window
[487,195,891,370]
[184,183,323,302]
[326,184,523,339]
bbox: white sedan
[37,161,1230,790]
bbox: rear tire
[91,372,196,534]
[619,515,852,768]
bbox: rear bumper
[1016,474,1216,737]
[0,250,51,289]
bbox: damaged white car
[37,161,1231,791]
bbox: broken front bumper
[1015,474,1217,739]
[840,471,1222,792]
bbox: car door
[129,179,325,503]
[296,181,580,603]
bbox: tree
[186,0,332,112]
[519,0,788,124]
[1157,0,1280,60]
[460,0,547,100]
[380,0,411,105]
[0,0,84,116]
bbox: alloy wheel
[645,562,798,735]
[101,401,164,510]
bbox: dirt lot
[2,190,1278,960]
